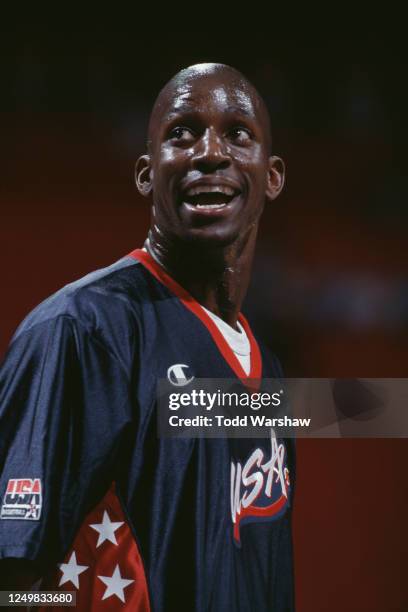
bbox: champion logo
[167,364,194,386]
[230,430,290,545]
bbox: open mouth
[181,185,241,210]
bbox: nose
[192,127,230,172]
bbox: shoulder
[12,254,150,342]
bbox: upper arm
[0,315,132,568]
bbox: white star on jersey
[98,564,134,602]
[58,551,88,589]
[89,510,124,547]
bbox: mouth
[180,184,242,215]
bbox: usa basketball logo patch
[1,478,42,520]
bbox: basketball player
[0,63,295,611]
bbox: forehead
[153,71,265,126]
[168,75,258,116]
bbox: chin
[181,226,241,249]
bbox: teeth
[195,203,227,209]
[185,185,235,197]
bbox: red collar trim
[128,248,262,381]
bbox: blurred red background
[1,26,407,611]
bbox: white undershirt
[202,307,251,375]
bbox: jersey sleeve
[0,314,132,569]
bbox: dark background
[2,22,407,611]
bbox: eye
[169,127,195,143]
[228,127,253,144]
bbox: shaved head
[147,63,272,153]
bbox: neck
[144,228,258,329]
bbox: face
[136,67,284,248]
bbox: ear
[265,155,285,202]
[135,155,153,197]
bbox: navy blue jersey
[0,249,295,611]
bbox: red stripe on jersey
[38,483,151,611]
[128,248,262,383]
[233,493,288,544]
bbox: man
[0,63,295,610]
